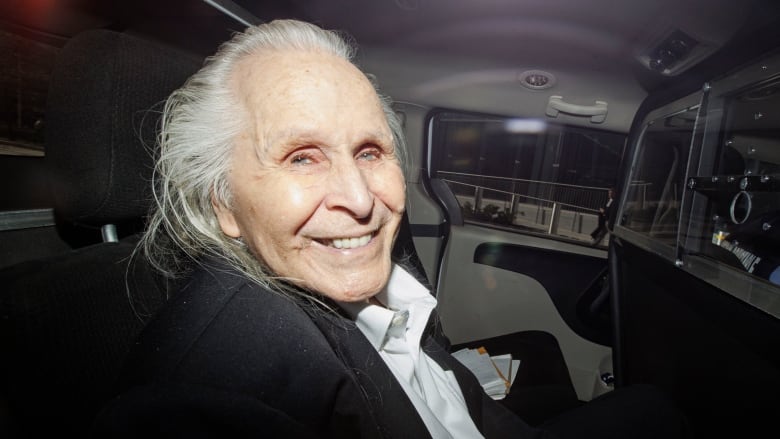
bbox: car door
[415,109,626,402]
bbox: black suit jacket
[92,257,550,438]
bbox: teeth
[329,234,372,249]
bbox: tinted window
[0,27,58,156]
[429,111,625,245]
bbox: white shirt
[339,265,484,439]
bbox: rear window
[0,26,59,157]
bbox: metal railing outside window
[438,171,612,243]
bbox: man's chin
[309,273,389,303]
[290,255,392,302]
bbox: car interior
[1,0,780,437]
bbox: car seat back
[0,29,200,437]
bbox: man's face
[213,50,406,302]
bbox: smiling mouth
[318,233,374,249]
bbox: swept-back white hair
[141,19,407,298]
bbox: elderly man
[94,20,688,438]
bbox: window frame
[614,92,703,262]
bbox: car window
[429,111,625,245]
[0,26,59,157]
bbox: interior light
[526,74,548,87]
[518,70,556,90]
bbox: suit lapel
[306,304,489,437]
[304,306,432,439]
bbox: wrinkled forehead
[227,49,394,157]
[230,49,384,119]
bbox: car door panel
[436,223,613,401]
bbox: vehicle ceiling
[2,0,780,132]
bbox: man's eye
[357,149,381,161]
[290,153,314,165]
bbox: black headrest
[45,29,201,226]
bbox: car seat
[0,29,200,437]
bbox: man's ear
[212,196,241,238]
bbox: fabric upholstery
[0,240,168,435]
[45,29,200,226]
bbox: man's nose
[323,159,374,218]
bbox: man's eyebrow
[266,127,392,150]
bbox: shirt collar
[339,264,436,351]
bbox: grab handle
[546,95,608,123]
